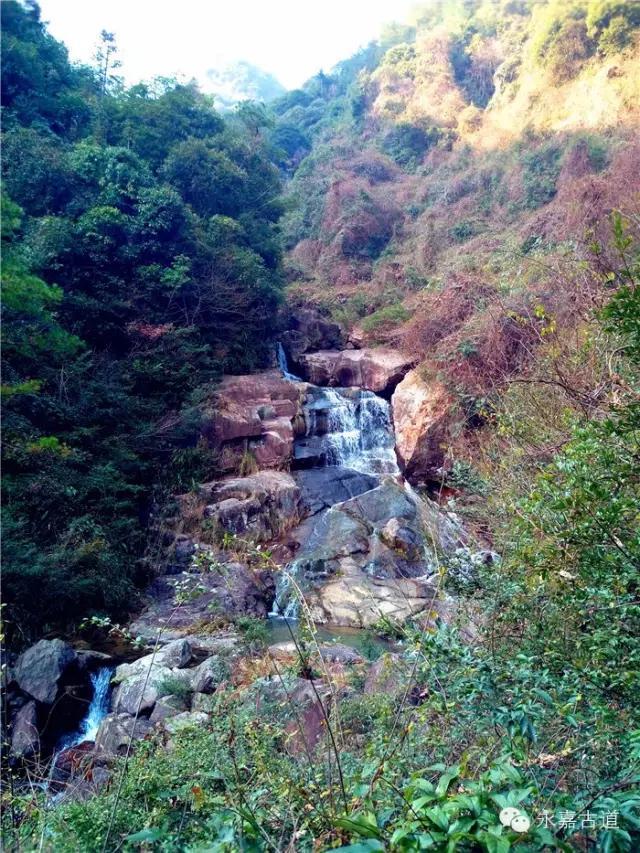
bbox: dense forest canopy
[1,0,285,639]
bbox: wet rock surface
[293,468,379,515]
[276,479,463,627]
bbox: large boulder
[129,564,273,643]
[249,675,331,756]
[297,348,414,395]
[364,653,409,697]
[189,655,228,694]
[310,565,440,627]
[200,470,304,541]
[283,679,331,756]
[14,639,77,705]
[149,694,189,723]
[293,468,378,516]
[391,370,454,480]
[75,650,113,672]
[163,711,209,736]
[201,371,304,471]
[10,700,39,758]
[277,479,461,628]
[281,308,344,362]
[318,644,364,665]
[267,641,363,666]
[112,640,195,716]
[114,639,193,683]
[94,713,152,759]
[112,665,180,715]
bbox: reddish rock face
[391,369,453,480]
[364,653,408,698]
[201,371,305,470]
[53,741,94,780]
[214,373,301,405]
[297,348,414,395]
[200,470,304,542]
[253,417,294,468]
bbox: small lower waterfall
[269,566,302,619]
[58,667,112,750]
[276,342,302,382]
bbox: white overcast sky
[37,0,419,91]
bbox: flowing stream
[272,345,400,618]
[277,342,302,381]
[57,667,112,750]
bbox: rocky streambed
[4,312,495,800]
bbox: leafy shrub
[155,673,192,703]
[581,134,609,171]
[360,302,411,333]
[234,615,269,651]
[450,31,501,107]
[457,337,479,358]
[238,449,258,476]
[598,14,638,55]
[546,18,594,82]
[447,459,487,494]
[520,142,563,208]
[450,219,482,242]
[587,0,640,54]
[404,266,428,290]
[359,628,384,662]
[381,123,440,170]
[336,762,558,851]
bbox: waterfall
[276,342,301,382]
[270,566,302,619]
[58,667,112,749]
[302,388,399,476]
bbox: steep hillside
[273,0,640,488]
[1,1,285,639]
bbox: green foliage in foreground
[5,618,639,851]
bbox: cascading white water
[307,388,399,476]
[276,342,301,382]
[273,345,401,617]
[58,667,112,750]
[269,568,301,619]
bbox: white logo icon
[499,807,531,833]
